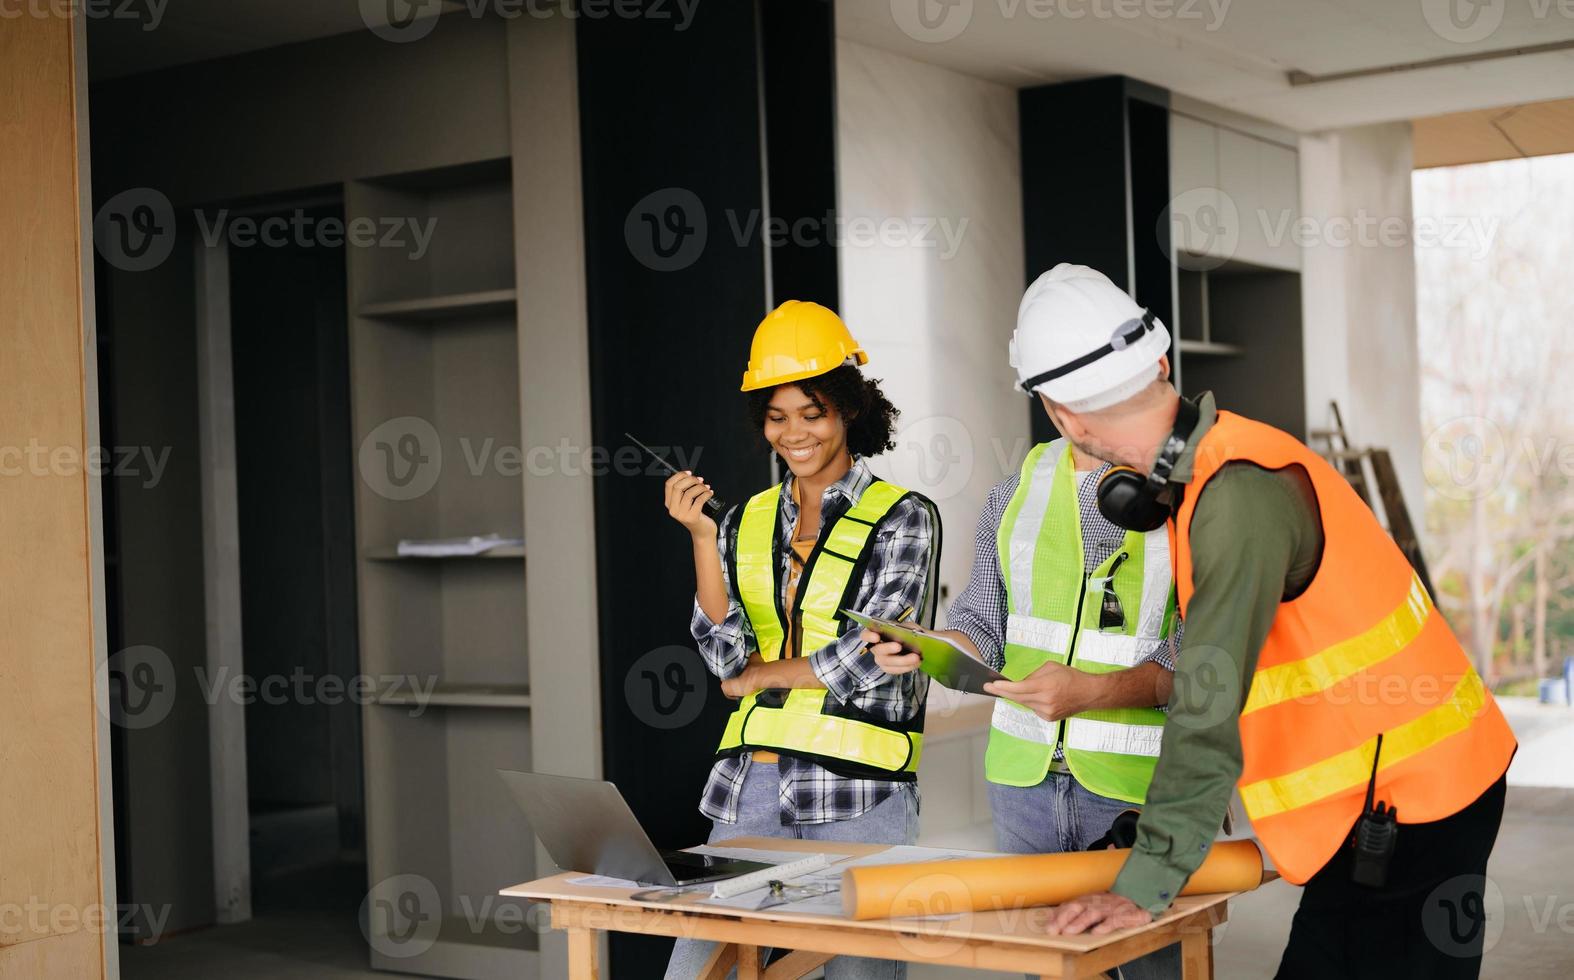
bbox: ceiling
[1413,96,1574,167]
[85,0,459,80]
[88,0,1574,135]
[841,0,1574,133]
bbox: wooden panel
[0,7,106,977]
[0,928,101,979]
[1414,97,1574,169]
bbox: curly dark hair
[745,364,901,458]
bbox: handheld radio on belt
[1351,733,1398,887]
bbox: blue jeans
[665,762,917,979]
[989,774,1181,980]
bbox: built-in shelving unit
[1174,258,1305,436]
[375,682,533,710]
[365,546,526,561]
[358,288,518,323]
[1168,103,1306,436]
[1176,339,1245,357]
[346,157,537,979]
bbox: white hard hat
[1009,264,1171,412]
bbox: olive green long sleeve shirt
[1110,392,1325,914]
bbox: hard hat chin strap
[1018,309,1157,395]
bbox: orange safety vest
[1170,411,1516,885]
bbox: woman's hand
[721,655,765,699]
[865,628,923,676]
[664,470,717,538]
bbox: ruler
[709,853,834,899]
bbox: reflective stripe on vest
[1172,411,1517,884]
[716,479,924,776]
[985,440,1175,802]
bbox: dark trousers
[1274,774,1507,980]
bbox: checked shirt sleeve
[944,476,1015,671]
[690,506,752,681]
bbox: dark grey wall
[98,234,215,940]
[229,204,362,848]
[576,1,839,973]
[90,13,509,207]
[90,12,514,936]
[1020,76,1173,445]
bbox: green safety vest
[985,440,1176,803]
[715,479,928,780]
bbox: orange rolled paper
[842,839,1264,920]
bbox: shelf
[375,682,531,710]
[366,545,525,560]
[358,288,517,322]
[1177,339,1245,357]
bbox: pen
[859,606,916,656]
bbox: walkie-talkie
[1351,733,1397,888]
[626,433,728,517]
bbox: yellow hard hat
[740,300,868,391]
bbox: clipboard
[843,610,1006,697]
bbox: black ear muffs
[1095,397,1200,531]
[1097,466,1172,532]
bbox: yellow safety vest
[986,440,1176,802]
[715,479,930,779]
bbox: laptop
[498,770,772,886]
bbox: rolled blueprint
[842,839,1264,920]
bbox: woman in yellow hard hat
[663,300,941,980]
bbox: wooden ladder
[1310,402,1437,599]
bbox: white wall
[835,38,1029,608]
[1299,122,1426,528]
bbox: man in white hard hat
[868,263,1183,979]
[1007,265,1515,979]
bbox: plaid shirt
[691,458,938,826]
[947,462,1180,764]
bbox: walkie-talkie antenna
[626,433,727,516]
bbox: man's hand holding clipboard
[845,609,1007,696]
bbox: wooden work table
[503,836,1254,978]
